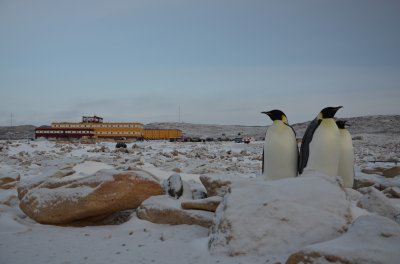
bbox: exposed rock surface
[181,196,222,212]
[209,173,352,257]
[48,169,75,179]
[0,172,20,189]
[163,174,184,198]
[383,186,400,198]
[199,175,232,197]
[383,166,400,177]
[286,215,400,264]
[18,169,162,225]
[137,195,214,228]
[362,166,400,178]
[353,178,376,189]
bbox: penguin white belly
[306,119,340,177]
[338,129,354,187]
[263,123,297,180]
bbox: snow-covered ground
[1,137,399,264]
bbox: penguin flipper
[262,148,264,174]
[285,123,299,176]
[299,118,321,174]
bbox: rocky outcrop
[18,169,162,225]
[286,215,400,264]
[357,187,400,224]
[383,166,400,177]
[0,172,20,190]
[199,175,232,197]
[383,186,400,198]
[353,178,376,189]
[209,173,352,257]
[163,174,184,198]
[48,169,75,179]
[361,166,400,178]
[137,195,214,228]
[181,196,222,212]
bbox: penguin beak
[261,111,271,116]
[330,106,343,117]
[333,106,343,116]
[335,106,343,111]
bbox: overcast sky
[1,0,399,126]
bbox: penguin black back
[298,106,342,174]
[298,117,321,174]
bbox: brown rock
[382,166,400,178]
[49,169,75,179]
[286,251,352,264]
[66,210,135,226]
[0,173,20,189]
[199,175,231,197]
[172,168,182,173]
[353,178,376,189]
[361,167,384,175]
[181,196,222,212]
[0,177,17,185]
[360,166,400,178]
[18,169,162,225]
[0,181,18,190]
[137,195,214,228]
[383,187,400,198]
[17,178,78,200]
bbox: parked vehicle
[116,142,127,148]
[233,137,243,143]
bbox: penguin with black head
[299,106,342,176]
[262,110,298,180]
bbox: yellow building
[51,116,144,139]
[144,129,182,140]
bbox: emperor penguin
[299,106,342,176]
[262,110,298,180]
[336,120,355,187]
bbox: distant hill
[146,115,400,139]
[291,115,400,138]
[1,115,399,140]
[145,122,266,140]
[0,125,36,140]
